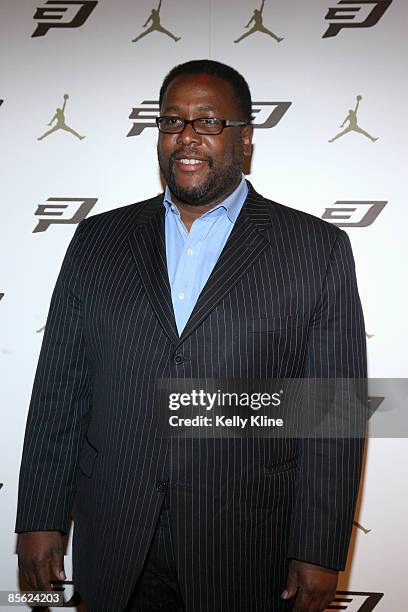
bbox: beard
[157,144,244,207]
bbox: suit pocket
[78,435,98,478]
[248,315,305,333]
[263,458,298,475]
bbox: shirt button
[155,481,168,493]
[177,292,185,301]
[174,354,184,364]
[186,248,193,256]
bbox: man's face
[157,73,253,207]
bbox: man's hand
[281,559,338,611]
[17,531,66,591]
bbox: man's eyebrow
[197,104,216,112]
[162,104,217,113]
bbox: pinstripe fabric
[15,181,366,612]
[124,507,184,611]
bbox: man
[16,60,367,612]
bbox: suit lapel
[128,184,273,348]
[128,195,180,345]
[177,183,272,346]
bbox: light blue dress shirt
[163,175,248,335]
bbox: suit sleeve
[287,229,367,571]
[15,220,92,535]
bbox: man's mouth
[173,156,209,172]
[177,158,205,165]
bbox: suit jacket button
[174,354,184,364]
[155,481,167,493]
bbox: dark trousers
[124,495,184,612]
[124,498,294,612]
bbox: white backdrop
[1,0,407,610]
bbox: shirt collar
[163,174,247,224]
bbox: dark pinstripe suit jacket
[15,182,367,612]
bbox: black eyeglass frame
[155,116,249,135]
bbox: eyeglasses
[156,116,248,135]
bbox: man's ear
[242,124,254,156]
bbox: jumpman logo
[234,0,284,44]
[329,95,378,143]
[37,94,85,141]
[132,0,181,43]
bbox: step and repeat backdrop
[1,0,407,610]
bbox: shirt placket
[172,213,221,332]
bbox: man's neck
[170,178,242,232]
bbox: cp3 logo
[32,0,97,38]
[322,201,387,227]
[323,0,393,38]
[127,101,292,137]
[33,197,97,232]
[326,591,383,611]
[368,396,384,419]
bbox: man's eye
[164,117,182,125]
[200,118,217,125]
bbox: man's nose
[176,123,202,146]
